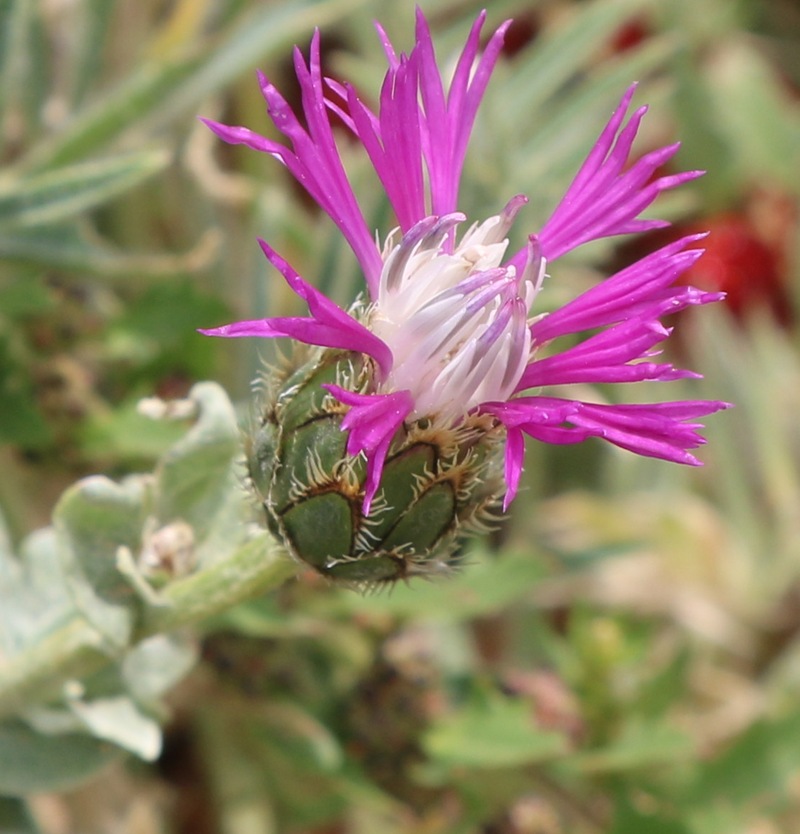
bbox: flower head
[201,11,728,549]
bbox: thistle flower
[200,10,728,584]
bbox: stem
[135,534,297,638]
[0,535,296,718]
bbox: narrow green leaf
[707,40,800,191]
[0,225,219,279]
[504,0,652,114]
[0,0,33,125]
[139,0,370,133]
[17,0,368,172]
[672,50,738,207]
[516,36,679,207]
[0,151,168,229]
[16,53,203,172]
[67,1,118,110]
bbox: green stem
[135,535,296,637]
[0,536,296,718]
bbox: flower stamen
[371,211,540,420]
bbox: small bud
[139,520,196,581]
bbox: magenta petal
[450,17,512,177]
[415,8,511,217]
[373,21,399,68]
[197,315,388,368]
[519,317,693,390]
[345,53,426,231]
[564,400,731,464]
[200,241,393,377]
[322,385,414,514]
[484,397,730,472]
[199,318,324,340]
[200,118,283,157]
[484,397,582,429]
[532,235,712,344]
[537,85,703,261]
[501,427,525,511]
[203,57,383,295]
[257,240,392,376]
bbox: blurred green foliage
[1,0,800,832]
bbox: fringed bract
[247,347,505,588]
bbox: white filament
[370,210,545,422]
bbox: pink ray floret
[198,239,393,378]
[199,10,730,513]
[482,397,729,508]
[322,386,414,514]
[537,86,704,261]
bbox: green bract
[247,348,506,586]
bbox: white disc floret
[370,205,545,422]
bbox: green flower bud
[246,347,505,587]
